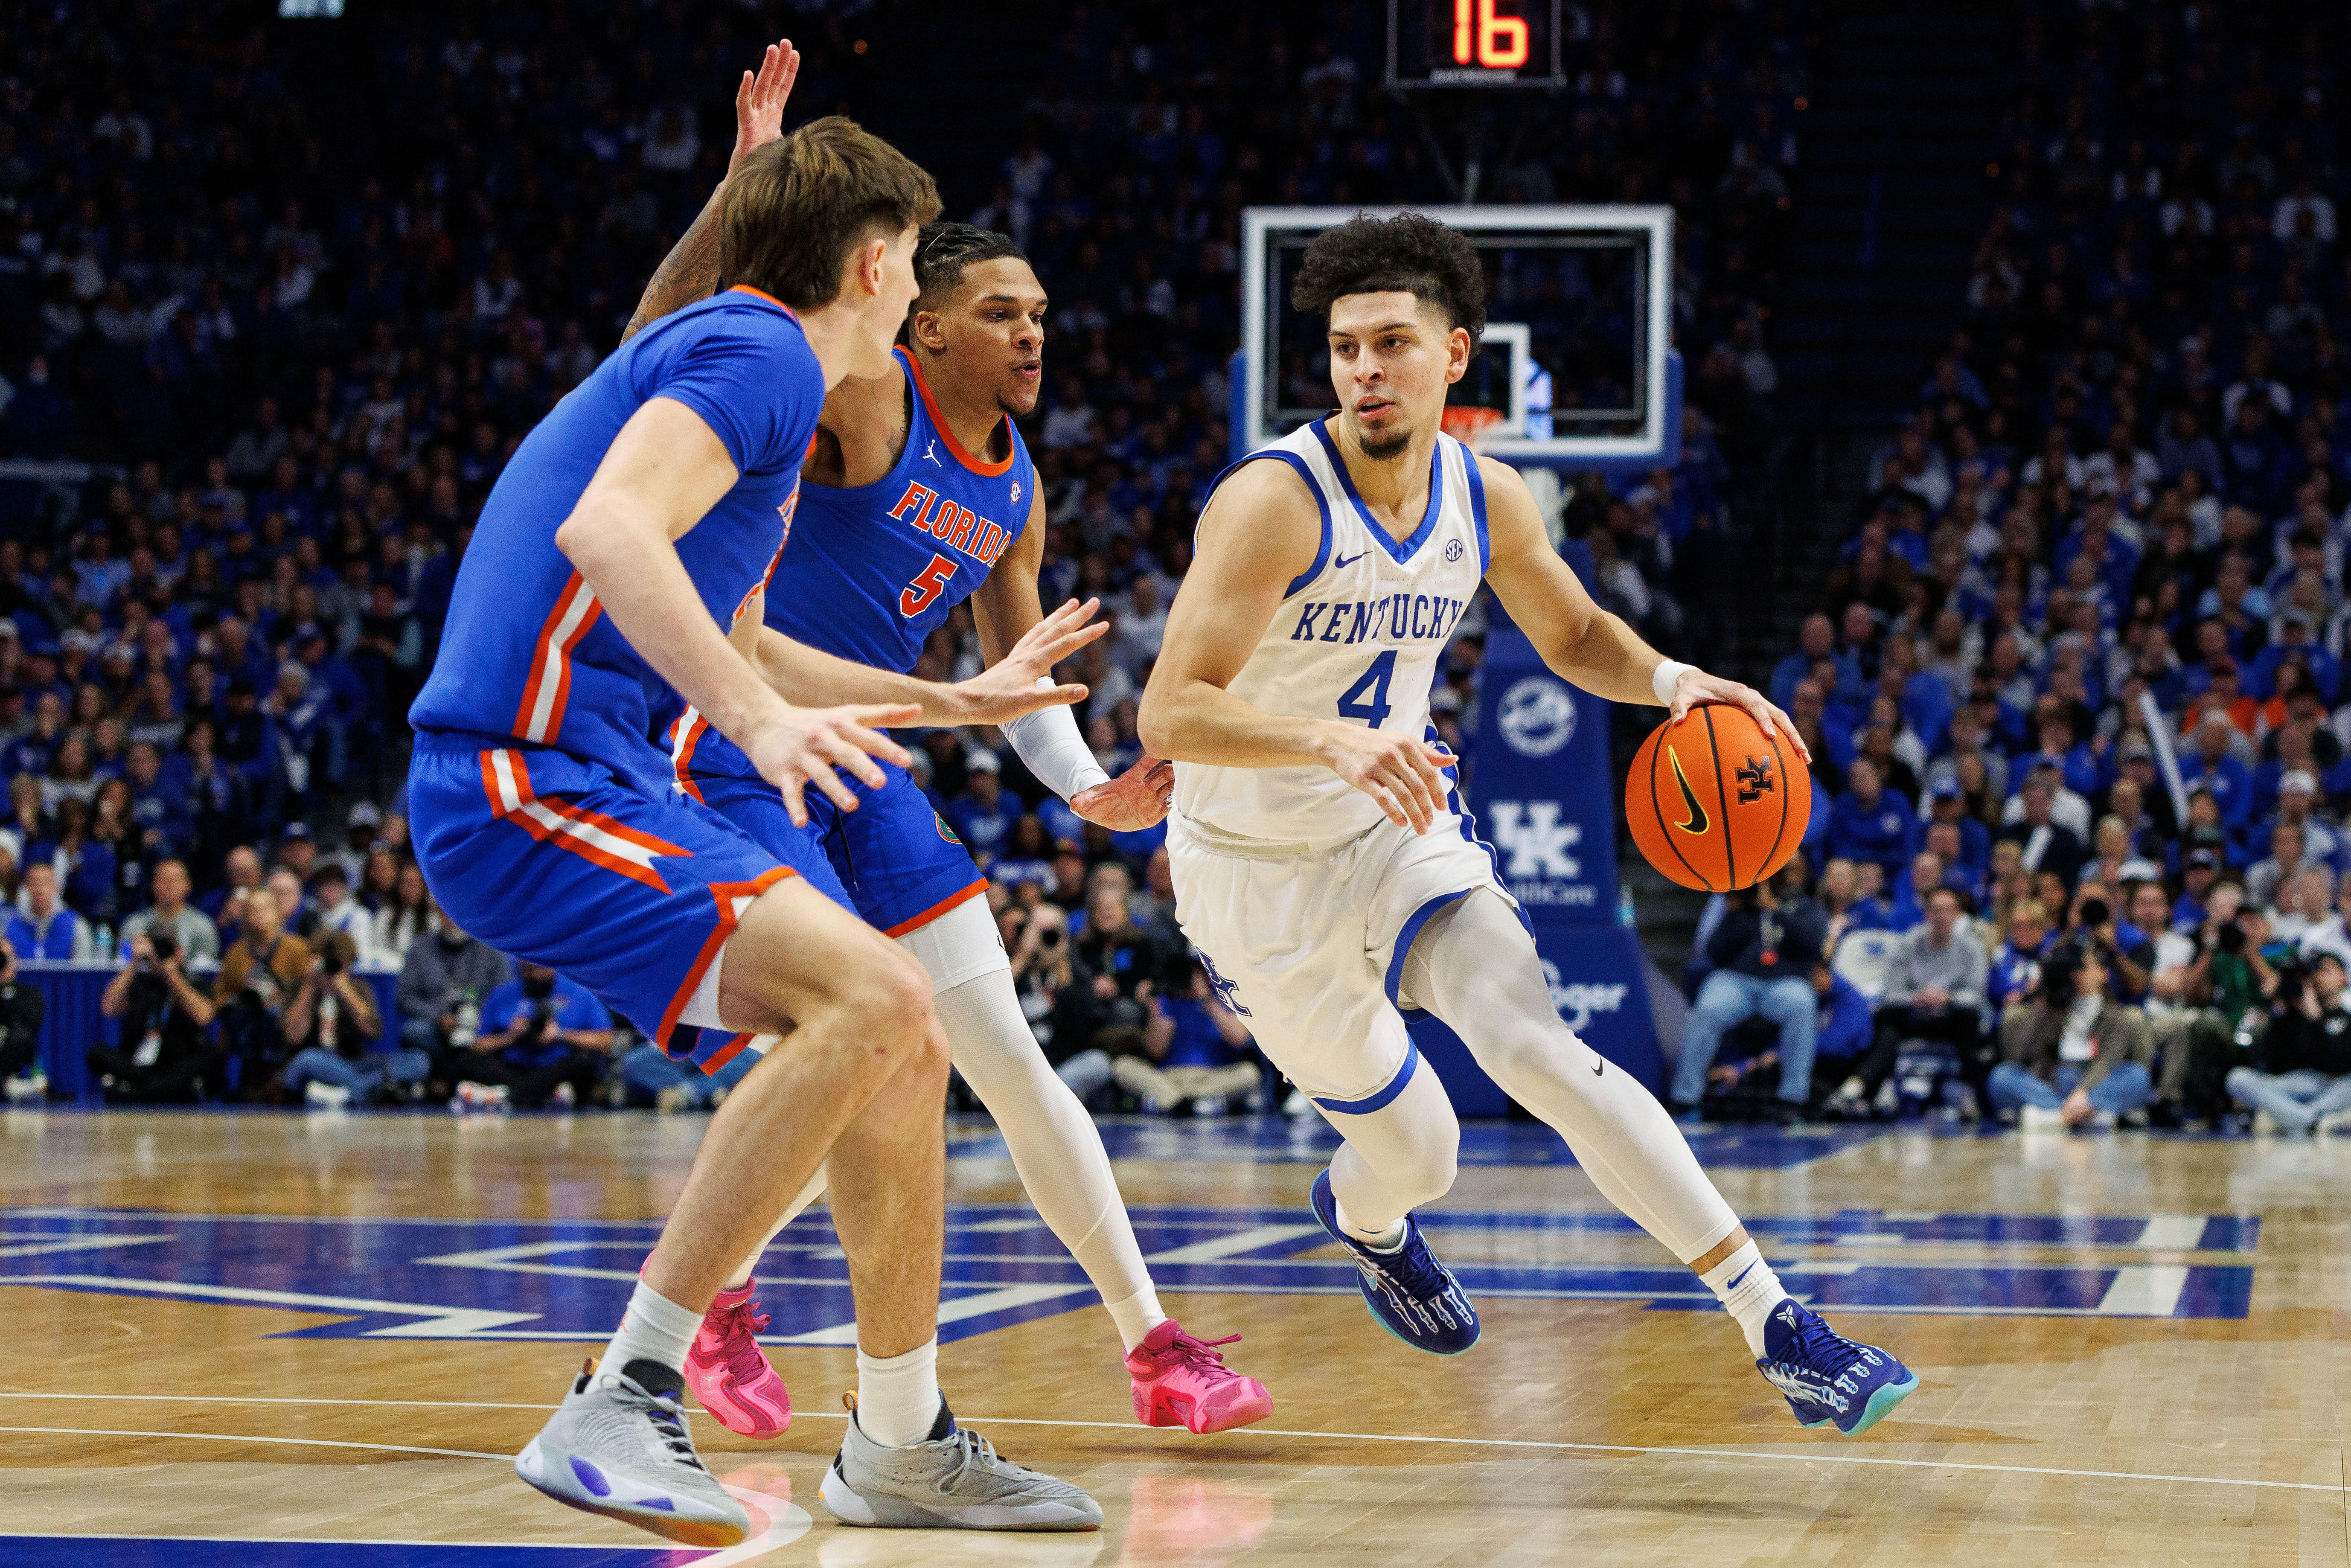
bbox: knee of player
[840,946,935,1047]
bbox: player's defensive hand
[1666,669,1810,763]
[748,702,918,828]
[727,40,800,180]
[1317,723,1455,834]
[1073,754,1174,832]
[947,597,1107,723]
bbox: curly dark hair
[914,222,1029,306]
[1289,212,1485,346]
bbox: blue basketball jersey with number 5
[1168,416,1491,843]
[669,346,1033,791]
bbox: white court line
[0,1424,509,1461]
[6,1393,2342,1498]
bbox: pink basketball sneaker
[1126,1320,1274,1435]
[683,1283,791,1439]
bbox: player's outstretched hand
[748,702,918,827]
[727,40,801,180]
[1318,723,1455,835]
[1073,754,1175,832]
[1666,669,1811,763]
[949,597,1108,724]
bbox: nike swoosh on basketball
[1667,746,1710,834]
[1332,550,1365,569]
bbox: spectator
[1671,865,1824,1119]
[1824,886,1990,1118]
[0,935,47,1100]
[116,858,221,964]
[212,884,310,1097]
[946,752,1018,867]
[1824,756,1915,880]
[2224,952,2351,1135]
[309,864,373,963]
[93,928,215,1103]
[452,963,616,1111]
[7,861,92,961]
[1988,943,2155,1131]
[276,929,402,1107]
[371,860,434,966]
[1985,899,2051,1011]
[1994,774,2088,887]
[1106,958,1260,1114]
[395,909,512,1067]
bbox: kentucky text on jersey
[1289,593,1471,646]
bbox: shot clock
[1387,0,1565,89]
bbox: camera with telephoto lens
[148,932,176,966]
[2078,897,2109,929]
[320,943,344,977]
[2215,922,2247,956]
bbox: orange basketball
[1625,704,1810,893]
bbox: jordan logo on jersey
[885,480,1013,567]
[1289,593,1469,648]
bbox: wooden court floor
[0,1106,2345,1567]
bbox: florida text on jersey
[669,346,1035,790]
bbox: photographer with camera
[1672,861,1827,1120]
[1108,954,1263,1115]
[276,929,398,1108]
[93,927,216,1103]
[451,963,615,1111]
[1987,940,2156,1130]
[0,933,48,1102]
[212,885,311,1098]
[1050,881,1177,1082]
[2222,950,2351,1135]
[116,860,221,964]
[395,907,510,1073]
[2063,880,2153,1002]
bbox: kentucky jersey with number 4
[1173,417,1490,843]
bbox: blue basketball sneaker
[1755,1299,1918,1435]
[1308,1169,1479,1355]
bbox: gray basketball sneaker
[819,1399,1102,1530]
[515,1358,751,1547]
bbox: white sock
[1699,1240,1790,1357]
[1102,1286,1169,1353]
[601,1280,702,1378]
[855,1336,943,1448]
[1333,1196,1407,1253]
[722,1164,830,1291]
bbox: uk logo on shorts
[1199,951,1251,1016]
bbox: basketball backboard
[1239,205,1675,471]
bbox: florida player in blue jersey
[616,53,1273,1442]
[408,90,1103,1544]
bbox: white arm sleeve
[1001,678,1111,802]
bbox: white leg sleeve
[1401,890,1741,1263]
[915,898,1161,1343]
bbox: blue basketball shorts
[693,759,986,938]
[408,732,850,1073]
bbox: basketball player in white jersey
[1138,213,1917,1434]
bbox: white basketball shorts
[1166,809,1515,1110]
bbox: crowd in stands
[0,1,1812,1115]
[1697,5,2351,1134]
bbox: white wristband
[1652,660,1696,707]
[1001,677,1111,801]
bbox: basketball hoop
[1441,405,1506,446]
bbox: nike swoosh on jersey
[1667,745,1711,834]
[1331,550,1366,569]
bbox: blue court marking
[965,1114,1903,1171]
[0,1204,2259,1337]
[0,1540,703,1567]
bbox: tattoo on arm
[620,180,729,344]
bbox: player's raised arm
[620,40,800,343]
[554,396,915,824]
[1477,453,1807,759]
[746,585,1106,727]
[1138,460,1456,832]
